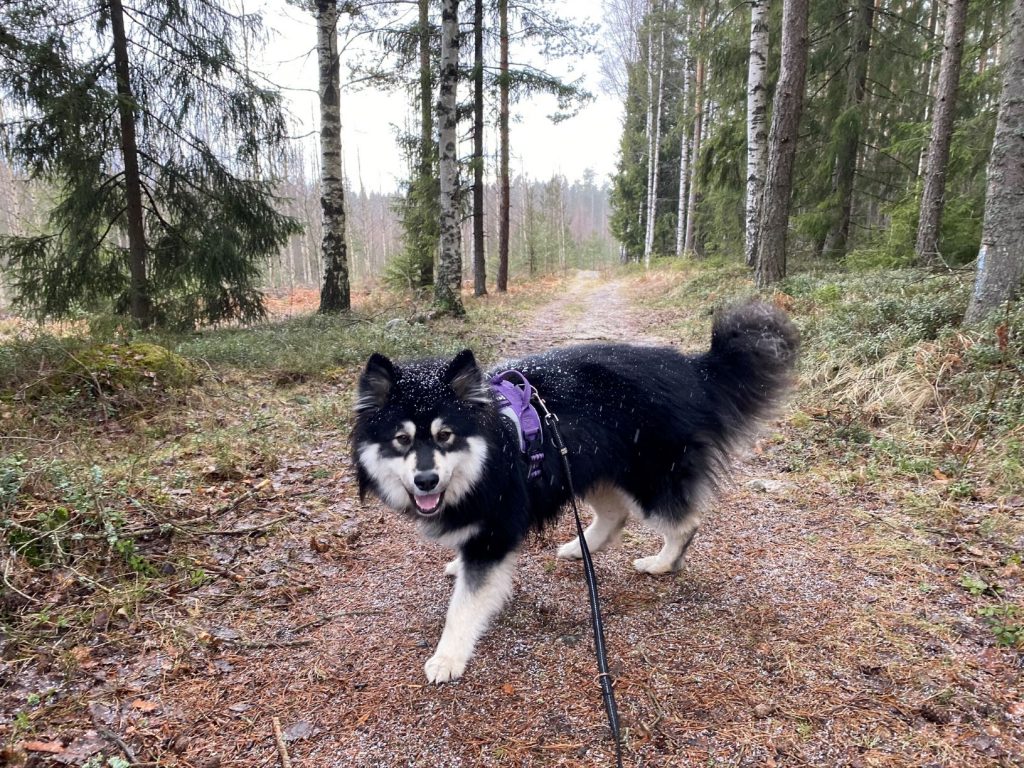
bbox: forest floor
[3,269,1022,767]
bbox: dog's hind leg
[633,513,702,575]
[425,552,517,683]
[443,556,461,577]
[557,484,633,560]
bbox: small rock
[745,478,794,494]
[753,702,773,719]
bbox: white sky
[255,0,623,192]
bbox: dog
[352,301,798,683]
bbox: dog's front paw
[424,652,467,684]
[633,555,676,575]
[556,538,583,560]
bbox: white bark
[642,0,656,265]
[644,13,665,267]
[675,54,691,258]
[435,0,464,313]
[744,0,769,268]
[684,5,706,255]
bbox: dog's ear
[356,353,397,412]
[442,349,491,405]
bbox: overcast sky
[256,0,623,192]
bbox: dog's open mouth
[411,492,445,517]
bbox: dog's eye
[395,433,412,447]
[436,429,454,444]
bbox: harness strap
[532,390,624,768]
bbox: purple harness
[490,370,544,480]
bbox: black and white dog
[352,302,798,683]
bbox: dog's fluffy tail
[705,300,800,424]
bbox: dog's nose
[414,471,439,491]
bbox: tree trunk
[822,0,874,259]
[644,6,664,267]
[965,0,1024,323]
[642,0,657,265]
[744,0,769,268]
[684,5,705,256]
[472,0,486,295]
[755,0,810,288]
[416,0,434,288]
[435,0,464,315]
[497,0,510,292]
[675,51,691,258]
[915,0,969,267]
[109,0,151,326]
[316,0,351,313]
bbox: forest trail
[131,272,1018,768]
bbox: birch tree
[915,0,969,266]
[435,0,465,315]
[684,4,706,256]
[643,2,665,267]
[675,51,691,258]
[755,0,810,287]
[317,0,351,313]
[472,0,486,296]
[744,0,769,268]
[497,0,510,292]
[965,0,1024,322]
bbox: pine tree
[916,0,970,266]
[0,0,299,328]
[965,0,1024,322]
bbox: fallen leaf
[131,698,160,713]
[501,683,516,695]
[282,720,314,741]
[21,741,64,754]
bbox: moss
[45,342,197,397]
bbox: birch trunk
[497,0,510,292]
[966,0,1024,322]
[744,0,769,268]
[642,0,657,265]
[675,54,691,257]
[755,0,810,288]
[109,0,151,326]
[644,23,665,267]
[316,0,351,313]
[915,0,969,266]
[684,5,705,256]
[435,0,464,315]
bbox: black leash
[532,391,625,768]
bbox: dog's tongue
[415,493,441,511]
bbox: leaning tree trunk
[317,0,351,313]
[109,0,151,326]
[684,5,706,256]
[965,0,1024,323]
[822,0,874,259]
[497,0,510,292]
[744,0,769,268]
[915,0,969,267]
[472,0,486,295]
[435,0,464,315]
[755,0,810,288]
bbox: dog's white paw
[444,558,461,577]
[633,555,675,575]
[424,652,467,684]
[556,538,583,560]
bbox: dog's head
[352,349,493,519]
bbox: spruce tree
[0,0,299,328]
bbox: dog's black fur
[352,301,798,681]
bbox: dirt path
[137,274,1018,767]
